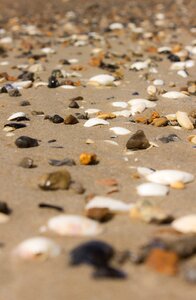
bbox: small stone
[97,112,116,120]
[48,158,76,166]
[48,76,59,88]
[20,100,31,106]
[184,265,196,283]
[151,117,168,127]
[126,130,150,150]
[147,85,157,96]
[64,115,79,124]
[38,170,71,190]
[0,201,11,215]
[158,134,180,143]
[176,111,194,130]
[4,123,27,131]
[86,207,113,222]
[50,114,64,124]
[69,181,85,194]
[146,248,179,275]
[80,153,97,165]
[134,116,148,124]
[69,100,79,108]
[15,136,39,148]
[19,157,34,168]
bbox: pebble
[20,100,31,106]
[46,215,103,236]
[80,153,97,165]
[13,237,61,261]
[151,117,168,127]
[47,114,64,124]
[3,123,27,131]
[38,203,64,212]
[86,207,113,222]
[158,134,180,143]
[48,76,60,88]
[19,157,34,168]
[0,201,11,215]
[48,158,76,166]
[38,170,71,190]
[64,115,79,124]
[126,130,150,150]
[184,265,196,283]
[15,136,39,148]
[69,100,80,108]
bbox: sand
[0,0,195,299]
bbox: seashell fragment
[0,212,10,223]
[88,74,115,86]
[172,215,196,233]
[128,98,156,108]
[161,91,190,99]
[176,111,194,130]
[137,167,155,176]
[109,127,130,135]
[13,237,61,261]
[85,109,101,115]
[85,196,133,213]
[39,170,71,190]
[146,170,194,185]
[112,102,128,108]
[130,60,150,71]
[136,183,169,196]
[46,215,103,236]
[84,118,109,127]
[113,110,132,117]
[8,112,28,121]
[130,102,146,115]
[12,81,32,89]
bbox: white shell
[12,81,32,89]
[136,183,169,196]
[60,85,76,89]
[153,79,164,86]
[147,85,157,96]
[176,111,194,130]
[128,99,156,108]
[109,23,124,30]
[85,108,101,115]
[113,110,132,117]
[0,37,13,44]
[8,112,27,121]
[177,70,188,78]
[158,46,171,53]
[112,102,128,108]
[130,60,150,70]
[146,170,194,185]
[109,127,131,135]
[88,74,115,86]
[41,47,56,54]
[161,91,190,99]
[47,215,103,236]
[130,102,146,115]
[172,215,196,233]
[137,167,155,176]
[170,60,195,70]
[84,118,109,127]
[13,237,61,260]
[28,64,44,73]
[85,196,133,213]
[34,82,48,88]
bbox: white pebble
[136,183,169,196]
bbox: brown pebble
[126,130,150,150]
[64,115,79,125]
[38,170,71,190]
[146,248,179,275]
[97,112,116,120]
[134,116,148,124]
[152,117,168,127]
[70,181,85,194]
[86,207,113,222]
[19,157,35,168]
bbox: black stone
[18,71,34,81]
[15,136,39,148]
[20,100,31,106]
[93,266,127,279]
[50,114,64,124]
[4,123,27,129]
[167,54,180,62]
[48,76,60,88]
[38,202,64,212]
[0,201,11,215]
[69,100,79,109]
[158,134,180,143]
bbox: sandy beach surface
[0,0,195,299]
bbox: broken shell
[85,108,101,115]
[13,237,61,261]
[146,170,194,185]
[12,81,32,89]
[46,215,103,236]
[38,170,71,190]
[128,99,156,108]
[172,215,196,233]
[161,91,190,99]
[147,85,157,96]
[136,183,169,196]
[188,135,196,144]
[85,196,133,213]
[176,111,194,130]
[88,74,115,86]
[112,102,128,108]
[8,112,28,121]
[137,167,155,176]
[84,118,109,127]
[109,127,131,135]
[130,60,150,71]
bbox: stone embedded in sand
[46,215,103,236]
[13,237,61,261]
[79,153,97,165]
[64,115,79,124]
[38,170,71,190]
[126,130,150,150]
[172,215,196,233]
[15,136,39,148]
[176,111,194,130]
[49,114,64,124]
